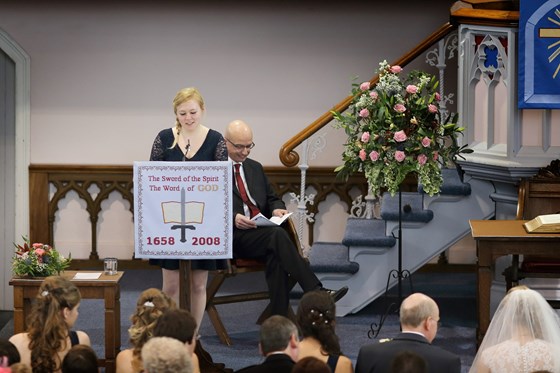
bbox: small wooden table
[470,220,560,347]
[10,270,123,373]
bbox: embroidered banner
[519,0,560,108]
[133,161,233,260]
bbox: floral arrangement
[332,60,471,197]
[12,237,71,277]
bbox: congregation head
[141,337,192,373]
[296,290,337,338]
[153,308,197,345]
[259,315,298,356]
[0,339,20,366]
[399,293,439,342]
[129,288,176,343]
[31,276,82,331]
[292,357,331,373]
[61,345,99,373]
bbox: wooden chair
[205,218,302,345]
[503,159,560,308]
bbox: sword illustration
[171,187,195,243]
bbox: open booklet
[251,212,293,227]
[523,213,560,233]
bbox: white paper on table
[73,272,102,280]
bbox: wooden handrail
[279,22,457,167]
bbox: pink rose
[359,149,367,161]
[370,91,378,101]
[359,82,371,91]
[428,104,438,113]
[359,108,370,118]
[433,151,439,161]
[369,151,380,161]
[394,104,406,113]
[34,248,46,256]
[421,137,431,147]
[394,150,406,162]
[32,243,43,249]
[393,130,407,142]
[361,132,370,143]
[417,154,427,166]
[406,85,418,94]
[435,92,441,101]
[390,65,403,74]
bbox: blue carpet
[0,269,476,372]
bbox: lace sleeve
[149,134,165,161]
[214,137,228,161]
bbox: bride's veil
[469,285,560,373]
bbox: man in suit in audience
[355,293,461,373]
[235,315,299,373]
[225,119,348,317]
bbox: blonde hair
[170,87,205,148]
[128,288,176,373]
[27,276,82,373]
[142,337,193,373]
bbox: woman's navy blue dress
[148,127,228,271]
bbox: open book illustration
[251,212,293,227]
[161,201,205,224]
[523,213,560,233]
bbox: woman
[469,285,560,373]
[9,276,90,373]
[296,290,353,373]
[149,87,228,331]
[116,288,176,373]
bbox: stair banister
[279,22,458,168]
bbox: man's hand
[272,209,289,217]
[235,213,257,230]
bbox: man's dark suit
[235,353,294,373]
[232,158,321,316]
[355,332,461,373]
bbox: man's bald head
[225,120,252,140]
[225,120,254,163]
[399,293,440,342]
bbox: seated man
[225,119,348,317]
[355,293,460,373]
[236,315,299,373]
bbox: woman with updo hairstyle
[296,290,354,373]
[9,276,90,373]
[116,288,176,373]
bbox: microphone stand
[183,139,191,161]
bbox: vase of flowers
[12,237,71,277]
[332,60,471,197]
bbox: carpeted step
[380,192,434,222]
[308,242,360,274]
[342,217,396,247]
[418,167,471,196]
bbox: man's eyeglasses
[226,138,255,150]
